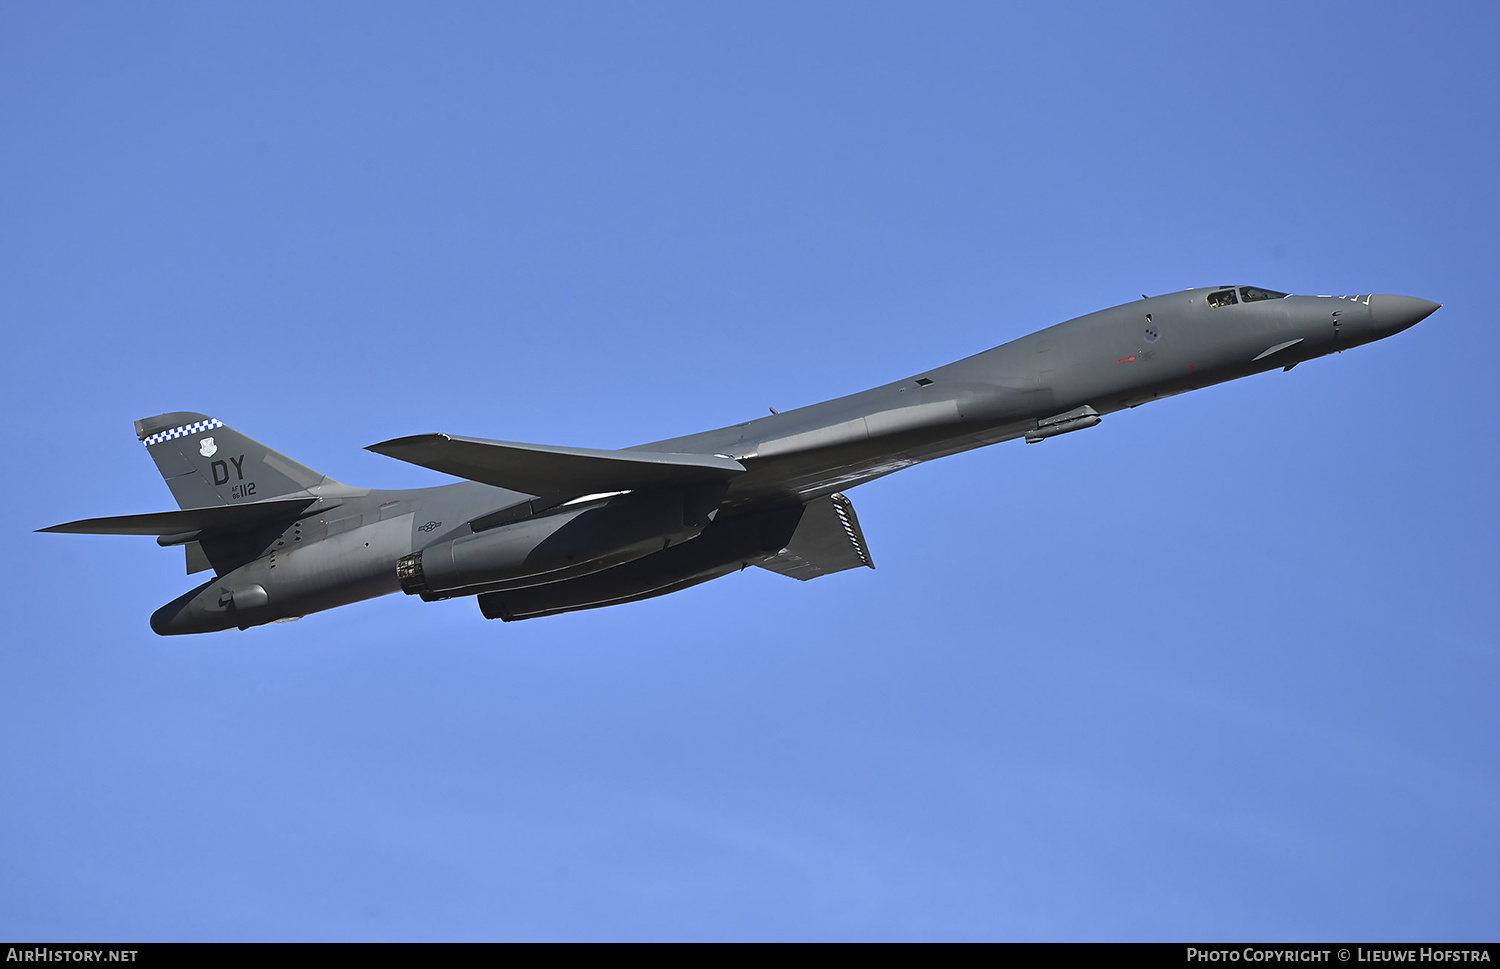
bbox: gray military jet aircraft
[43,287,1439,634]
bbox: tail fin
[135,412,338,509]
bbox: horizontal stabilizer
[758,493,875,581]
[39,497,317,537]
[367,434,745,497]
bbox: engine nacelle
[397,484,726,599]
[477,505,803,621]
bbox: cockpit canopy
[1206,286,1290,308]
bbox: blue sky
[2,1,1496,941]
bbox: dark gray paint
[40,287,1439,634]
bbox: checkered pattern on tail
[142,419,224,447]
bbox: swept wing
[367,433,745,498]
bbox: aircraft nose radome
[1370,294,1441,334]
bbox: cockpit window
[1207,289,1238,308]
[1240,286,1289,302]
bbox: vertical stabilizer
[134,412,336,509]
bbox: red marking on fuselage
[1118,356,1136,363]
[1188,361,1196,373]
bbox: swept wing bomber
[43,287,1439,634]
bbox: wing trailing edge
[366,434,746,497]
